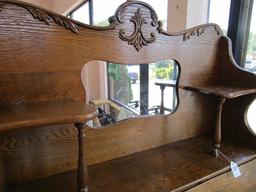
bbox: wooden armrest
[219,37,256,88]
[183,85,256,99]
[0,101,97,132]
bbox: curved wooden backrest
[1,0,256,185]
[0,0,223,105]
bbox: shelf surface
[183,85,256,98]
[9,134,256,192]
[0,101,97,132]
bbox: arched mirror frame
[82,59,181,128]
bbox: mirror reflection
[84,60,179,127]
[247,99,256,134]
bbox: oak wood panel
[187,159,256,192]
[0,155,5,192]
[0,72,85,105]
[8,135,256,192]
[218,36,256,88]
[0,0,256,188]
[222,94,256,148]
[0,90,216,184]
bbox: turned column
[213,97,226,158]
[75,122,89,192]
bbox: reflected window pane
[71,3,90,24]
[209,0,231,34]
[245,2,256,73]
[108,60,178,117]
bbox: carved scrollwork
[26,6,50,25]
[25,6,79,34]
[183,25,222,41]
[183,27,205,41]
[214,25,222,35]
[0,2,5,11]
[0,2,78,34]
[110,1,162,51]
[119,8,156,51]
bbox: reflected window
[108,60,179,117]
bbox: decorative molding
[214,25,222,35]
[183,27,205,41]
[183,25,221,41]
[112,1,162,52]
[0,2,78,34]
[119,8,156,51]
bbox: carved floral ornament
[112,1,163,52]
[0,1,79,33]
[119,8,157,51]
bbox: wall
[22,0,85,15]
[186,0,209,28]
[53,0,85,15]
[167,0,209,32]
[167,0,188,32]
[22,0,53,10]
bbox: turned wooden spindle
[75,122,89,192]
[213,97,226,158]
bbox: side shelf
[9,134,256,192]
[0,101,98,192]
[0,101,97,132]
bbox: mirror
[83,60,179,127]
[246,99,256,134]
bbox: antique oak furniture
[0,0,256,191]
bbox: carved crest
[0,2,78,34]
[119,8,156,51]
[111,1,162,52]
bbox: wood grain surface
[0,155,5,192]
[0,0,255,188]
[187,159,256,192]
[8,135,256,192]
